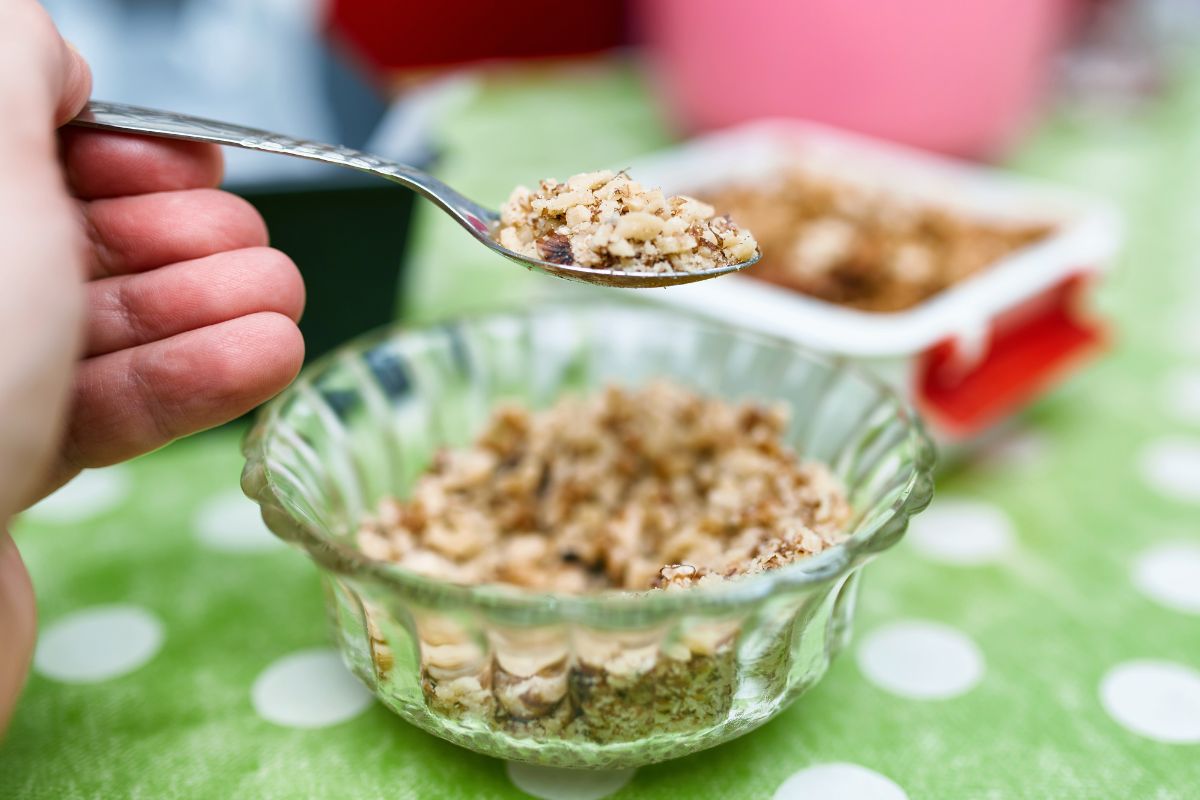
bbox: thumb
[9,0,93,126]
[54,39,92,126]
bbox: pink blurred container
[638,0,1077,158]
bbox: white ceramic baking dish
[628,120,1123,441]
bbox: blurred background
[41,0,1200,359]
[10,1,1200,797]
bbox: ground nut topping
[495,170,758,274]
[700,167,1053,311]
[357,382,851,593]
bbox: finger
[60,128,223,200]
[81,188,268,278]
[1,2,92,127]
[0,530,36,736]
[60,312,304,472]
[55,40,92,125]
[84,246,305,357]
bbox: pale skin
[0,2,307,733]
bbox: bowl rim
[242,299,936,618]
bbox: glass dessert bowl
[241,302,935,768]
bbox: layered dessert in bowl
[241,303,934,767]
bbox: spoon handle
[71,101,496,233]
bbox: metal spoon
[69,101,759,288]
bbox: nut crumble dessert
[494,170,759,274]
[355,382,851,743]
[700,168,1053,311]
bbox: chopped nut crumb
[357,381,850,593]
[495,170,758,274]
[700,168,1053,311]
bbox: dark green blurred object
[236,176,417,363]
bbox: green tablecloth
[5,62,1200,799]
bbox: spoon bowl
[494,247,761,288]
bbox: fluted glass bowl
[241,302,934,768]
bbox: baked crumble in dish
[700,168,1052,311]
[495,170,759,274]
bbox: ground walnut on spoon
[495,169,759,280]
[70,102,760,288]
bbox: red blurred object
[916,275,1107,438]
[327,0,628,76]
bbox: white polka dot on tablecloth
[1133,541,1200,615]
[252,649,372,728]
[1100,660,1200,743]
[24,466,131,524]
[1163,367,1200,426]
[1172,311,1200,357]
[506,763,635,800]
[773,763,907,800]
[1137,437,1200,504]
[34,604,163,683]
[857,620,984,700]
[193,488,283,552]
[907,498,1015,566]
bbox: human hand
[0,0,305,733]
[46,124,307,497]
